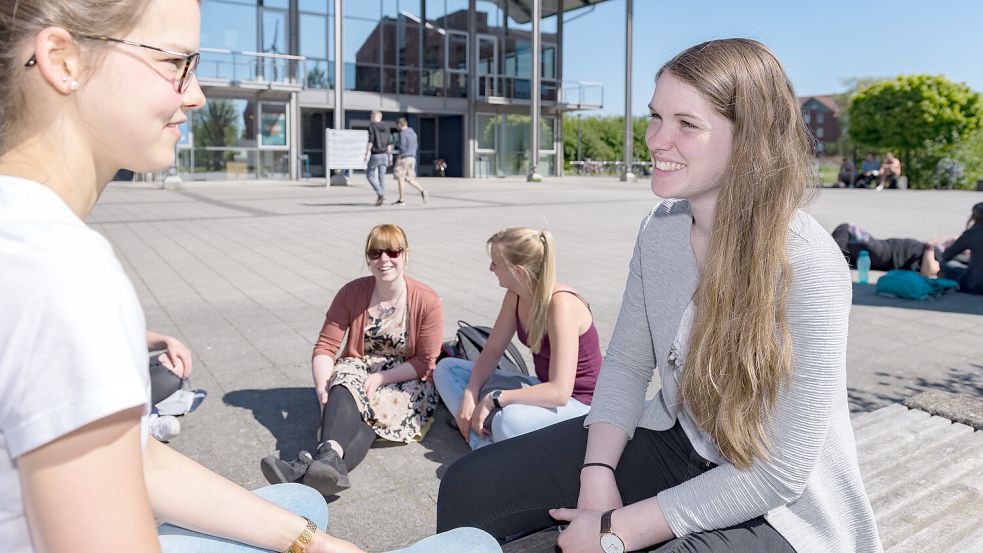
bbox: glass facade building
[184,0,605,180]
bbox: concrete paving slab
[89,177,983,550]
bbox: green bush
[848,75,983,188]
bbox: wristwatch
[489,389,504,409]
[599,509,625,553]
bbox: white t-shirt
[0,176,150,553]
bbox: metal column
[620,0,635,182]
[332,0,343,131]
[527,0,543,182]
[329,0,346,185]
[466,0,477,178]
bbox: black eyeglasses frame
[25,34,200,93]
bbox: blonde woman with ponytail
[433,228,602,450]
[438,39,882,553]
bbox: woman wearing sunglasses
[0,2,496,552]
[262,224,444,497]
[432,228,602,450]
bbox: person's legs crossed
[158,483,328,552]
[432,358,494,450]
[491,399,591,443]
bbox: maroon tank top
[515,290,602,405]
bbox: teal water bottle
[857,250,871,284]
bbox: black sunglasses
[25,34,200,94]
[367,248,404,260]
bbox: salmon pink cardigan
[312,276,444,380]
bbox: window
[260,103,289,148]
[816,127,825,139]
[447,31,467,72]
[200,1,256,51]
[816,112,825,124]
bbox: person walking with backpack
[433,228,602,450]
[393,117,427,205]
[364,111,391,206]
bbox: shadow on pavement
[223,387,320,461]
[848,363,983,413]
[419,405,472,479]
[851,283,983,315]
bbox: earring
[61,75,79,91]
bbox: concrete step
[855,403,983,552]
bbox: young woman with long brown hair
[436,38,883,553]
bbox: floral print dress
[329,312,438,443]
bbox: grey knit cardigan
[584,199,883,553]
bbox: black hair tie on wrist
[581,462,616,473]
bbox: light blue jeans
[158,483,499,552]
[366,153,388,197]
[433,357,591,450]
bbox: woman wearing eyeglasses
[262,224,444,497]
[0,2,497,552]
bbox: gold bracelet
[284,517,317,553]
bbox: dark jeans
[436,416,794,553]
[149,354,182,406]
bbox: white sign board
[325,129,368,170]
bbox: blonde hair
[364,224,408,262]
[0,0,152,154]
[487,228,556,353]
[664,39,817,469]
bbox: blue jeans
[366,153,388,197]
[433,357,591,450]
[158,483,498,552]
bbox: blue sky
[562,0,983,116]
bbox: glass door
[477,34,497,97]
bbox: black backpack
[441,320,530,376]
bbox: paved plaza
[90,176,983,551]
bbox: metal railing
[194,50,603,109]
[560,80,604,109]
[476,74,560,102]
[568,160,652,176]
[198,48,306,86]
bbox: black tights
[319,385,376,472]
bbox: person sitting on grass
[876,152,902,190]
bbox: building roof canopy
[494,0,611,24]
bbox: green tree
[848,75,983,188]
[562,115,650,170]
[192,99,240,172]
